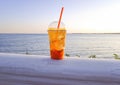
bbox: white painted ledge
[0,53,120,85]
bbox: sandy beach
[0,53,120,85]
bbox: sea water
[0,33,120,59]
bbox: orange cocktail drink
[48,25,66,60]
[48,7,65,60]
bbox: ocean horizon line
[0,32,120,35]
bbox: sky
[0,0,120,33]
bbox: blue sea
[0,33,120,59]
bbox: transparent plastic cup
[48,21,66,60]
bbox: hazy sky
[0,0,120,33]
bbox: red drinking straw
[57,7,64,29]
